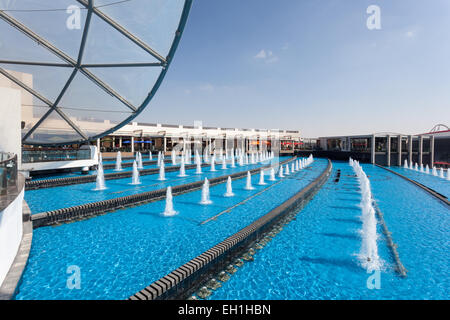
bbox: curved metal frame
[0,0,193,145]
[429,124,449,133]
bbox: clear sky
[137,0,450,137]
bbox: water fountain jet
[162,187,177,216]
[94,162,106,190]
[200,178,212,204]
[131,161,141,185]
[245,171,255,190]
[224,176,234,197]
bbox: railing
[22,149,91,163]
[0,152,18,196]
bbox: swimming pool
[387,166,449,199]
[210,161,449,300]
[15,158,327,300]
[25,158,289,214]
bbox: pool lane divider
[31,157,296,229]
[375,165,449,207]
[26,162,209,191]
[128,159,332,300]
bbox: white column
[163,136,167,154]
[371,135,376,164]
[419,135,423,166]
[408,135,413,165]
[0,88,21,166]
[386,135,391,167]
[131,136,134,153]
[430,136,435,167]
[397,135,402,167]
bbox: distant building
[300,127,449,167]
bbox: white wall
[0,87,21,166]
[0,189,24,286]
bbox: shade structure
[0,0,192,145]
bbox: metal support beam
[0,60,72,67]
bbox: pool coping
[31,158,297,229]
[128,159,332,300]
[0,195,33,300]
[375,165,449,207]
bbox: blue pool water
[388,167,449,199]
[25,159,289,214]
[15,159,327,300]
[210,161,449,300]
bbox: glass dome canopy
[0,0,192,145]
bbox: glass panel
[95,0,185,57]
[0,64,74,102]
[84,66,162,106]
[2,0,85,59]
[21,104,51,139]
[82,11,159,64]
[55,71,133,138]
[26,109,83,144]
[0,18,65,63]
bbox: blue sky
[137,0,450,137]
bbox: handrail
[0,152,14,164]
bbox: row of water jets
[403,160,450,180]
[349,158,382,272]
[163,155,314,216]
[96,149,277,190]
